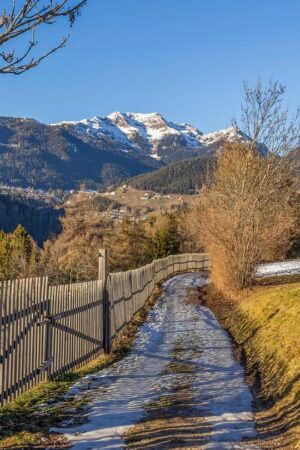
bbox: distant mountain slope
[0,192,63,245]
[130,145,299,195]
[0,113,252,190]
[0,117,162,190]
[129,154,216,194]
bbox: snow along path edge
[51,273,260,449]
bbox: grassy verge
[201,277,300,450]
[0,284,163,449]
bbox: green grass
[0,378,75,448]
[206,280,300,449]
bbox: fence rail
[0,252,209,404]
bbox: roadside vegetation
[187,141,296,295]
[187,80,300,296]
[43,208,185,282]
[201,278,300,449]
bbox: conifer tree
[0,225,38,280]
[152,214,180,259]
[105,220,152,272]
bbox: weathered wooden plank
[0,281,8,402]
[33,279,39,386]
[18,279,25,393]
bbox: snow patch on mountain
[52,113,250,160]
[107,112,204,152]
[202,126,248,145]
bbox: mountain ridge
[52,112,249,163]
[0,112,251,190]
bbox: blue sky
[0,0,299,132]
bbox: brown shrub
[187,142,296,295]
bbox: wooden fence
[0,252,209,404]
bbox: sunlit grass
[207,279,300,449]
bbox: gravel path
[52,273,260,449]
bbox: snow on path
[52,273,260,449]
[257,259,300,277]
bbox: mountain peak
[0,113,255,191]
[202,126,246,143]
[51,112,249,163]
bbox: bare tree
[0,0,87,75]
[187,142,296,294]
[235,79,300,155]
[188,80,299,295]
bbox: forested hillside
[129,154,215,194]
[0,193,63,245]
[0,117,162,190]
[0,115,255,191]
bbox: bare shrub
[188,142,296,294]
[238,80,300,155]
[187,80,300,295]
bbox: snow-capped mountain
[53,112,250,164]
[0,112,253,191]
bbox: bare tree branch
[0,0,87,75]
[234,79,300,155]
[189,80,300,294]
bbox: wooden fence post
[98,249,108,282]
[99,249,110,353]
[44,297,52,380]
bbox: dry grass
[124,339,209,449]
[162,362,197,375]
[110,187,193,214]
[203,279,300,449]
[124,398,209,450]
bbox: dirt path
[52,273,260,449]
